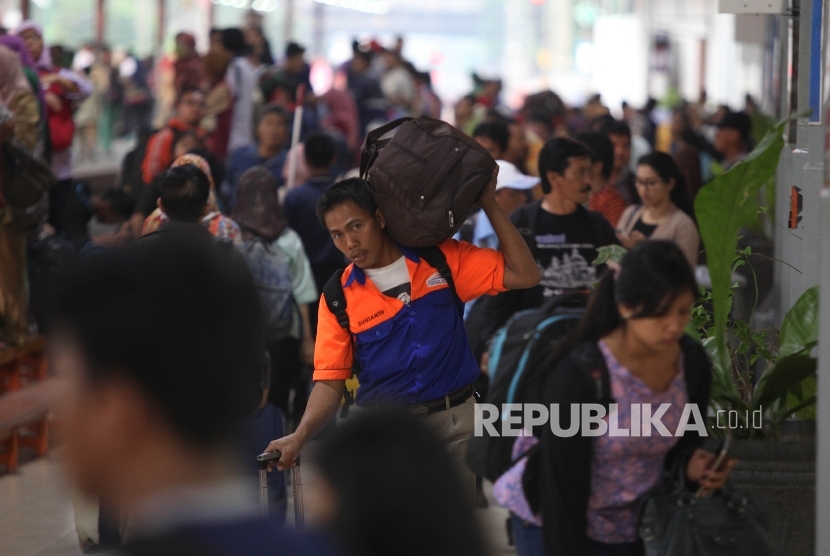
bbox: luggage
[360,116,496,248]
[242,404,288,524]
[257,451,304,530]
[465,292,587,482]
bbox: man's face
[475,136,505,161]
[495,188,529,217]
[548,156,593,205]
[351,56,369,73]
[608,133,631,173]
[587,160,606,196]
[455,98,473,122]
[50,333,122,500]
[714,127,739,155]
[19,29,43,62]
[210,32,224,51]
[257,112,288,151]
[324,200,387,269]
[285,55,304,73]
[506,124,529,165]
[177,91,206,126]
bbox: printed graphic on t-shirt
[535,241,598,297]
[530,209,601,297]
[383,283,412,304]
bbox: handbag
[638,467,776,556]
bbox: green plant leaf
[780,395,817,422]
[593,245,628,266]
[752,353,817,410]
[779,286,819,358]
[694,117,792,373]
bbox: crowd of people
[0,19,765,556]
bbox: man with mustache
[469,138,620,359]
[264,172,541,502]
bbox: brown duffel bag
[360,116,496,248]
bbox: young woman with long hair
[533,241,736,556]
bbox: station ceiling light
[313,0,390,15]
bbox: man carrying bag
[263,168,541,501]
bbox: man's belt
[405,384,475,417]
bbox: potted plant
[693,117,816,556]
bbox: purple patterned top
[586,339,688,543]
[493,432,542,526]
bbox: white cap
[496,160,540,191]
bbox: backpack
[238,238,295,343]
[322,246,461,414]
[465,292,589,482]
[1,141,56,232]
[360,116,497,248]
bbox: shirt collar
[344,243,418,287]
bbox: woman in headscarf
[0,45,38,152]
[15,21,92,233]
[141,153,241,244]
[231,166,317,423]
[0,35,45,113]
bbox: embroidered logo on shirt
[357,310,385,327]
[426,272,448,288]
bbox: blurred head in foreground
[47,236,263,507]
[306,409,487,556]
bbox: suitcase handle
[257,450,301,470]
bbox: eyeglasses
[635,178,664,189]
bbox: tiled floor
[0,451,514,556]
[0,453,83,556]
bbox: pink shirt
[586,340,688,543]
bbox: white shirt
[365,256,411,303]
[226,57,259,152]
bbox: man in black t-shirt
[467,138,619,361]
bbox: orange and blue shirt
[313,239,507,405]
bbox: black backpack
[465,292,588,482]
[321,246,461,413]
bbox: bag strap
[569,342,614,407]
[323,269,349,329]
[359,117,413,178]
[321,269,358,416]
[414,245,463,318]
